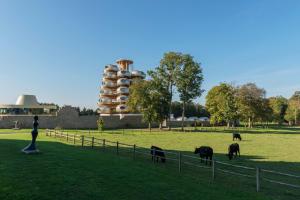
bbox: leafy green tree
[127,80,169,130]
[176,54,204,130]
[258,98,274,127]
[205,83,238,127]
[269,96,288,125]
[285,91,300,125]
[148,52,182,127]
[237,83,266,128]
[171,101,182,118]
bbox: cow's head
[194,147,200,154]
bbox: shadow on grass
[0,138,299,200]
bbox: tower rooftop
[116,59,133,65]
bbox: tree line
[171,101,209,118]
[206,83,300,127]
[127,51,300,129]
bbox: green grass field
[0,128,300,200]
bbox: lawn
[0,128,299,200]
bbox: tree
[269,96,288,125]
[285,91,300,125]
[148,52,182,128]
[171,101,209,118]
[171,101,182,118]
[236,83,266,128]
[127,80,169,130]
[78,107,97,116]
[176,54,204,130]
[205,83,238,127]
[258,98,273,127]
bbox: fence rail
[45,129,300,193]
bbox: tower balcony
[100,88,114,96]
[117,70,131,78]
[99,97,112,104]
[104,64,118,72]
[116,95,129,103]
[117,78,130,86]
[99,106,111,114]
[116,104,129,113]
[131,70,146,79]
[102,80,117,88]
[103,72,117,79]
[116,87,129,94]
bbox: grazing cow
[228,143,240,160]
[150,146,166,163]
[232,132,242,141]
[194,146,213,165]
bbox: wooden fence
[45,129,300,193]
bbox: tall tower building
[99,59,145,115]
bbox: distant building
[0,95,57,115]
[99,59,146,114]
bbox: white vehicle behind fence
[198,117,210,122]
[176,117,188,121]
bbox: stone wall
[0,106,206,129]
[0,106,98,129]
[101,114,149,129]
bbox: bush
[97,118,104,131]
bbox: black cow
[194,146,213,165]
[232,132,242,141]
[150,146,166,163]
[228,143,240,160]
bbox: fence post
[256,167,260,192]
[73,135,76,144]
[117,141,119,155]
[67,133,69,142]
[81,136,84,147]
[178,152,182,173]
[133,144,136,159]
[212,160,215,181]
[91,137,94,148]
[55,130,57,138]
[153,149,156,163]
[103,139,106,149]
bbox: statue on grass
[22,116,39,154]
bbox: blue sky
[1,0,300,109]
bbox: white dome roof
[15,95,39,106]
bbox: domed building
[99,59,145,115]
[0,95,57,115]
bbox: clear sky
[1,0,300,109]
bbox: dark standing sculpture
[22,116,39,154]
